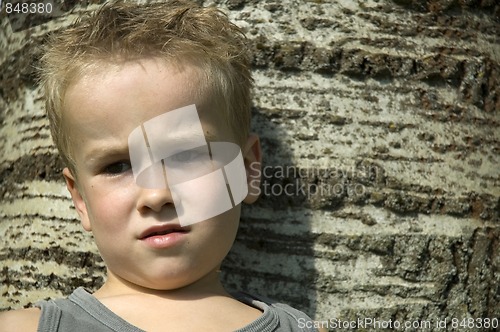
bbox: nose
[136,187,173,213]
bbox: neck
[93,267,229,300]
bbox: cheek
[197,206,241,248]
[85,180,137,231]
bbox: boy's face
[62,58,261,290]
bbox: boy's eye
[103,161,132,175]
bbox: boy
[0,1,325,331]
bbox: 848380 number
[3,2,53,14]
[451,318,499,329]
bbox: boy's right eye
[102,161,132,175]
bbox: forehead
[64,58,208,130]
[62,58,233,168]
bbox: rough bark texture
[1,0,499,330]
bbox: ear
[242,133,262,204]
[63,168,92,232]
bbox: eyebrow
[84,132,219,165]
[84,145,130,167]
[143,128,218,143]
[203,132,218,142]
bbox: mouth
[139,225,190,240]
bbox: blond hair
[39,0,252,174]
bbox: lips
[139,224,190,240]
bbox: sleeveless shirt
[35,287,319,332]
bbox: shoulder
[273,303,328,332]
[270,302,324,332]
[235,292,323,332]
[0,308,40,332]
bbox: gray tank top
[35,287,319,332]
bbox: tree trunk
[1,0,498,327]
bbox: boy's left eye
[103,161,132,175]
